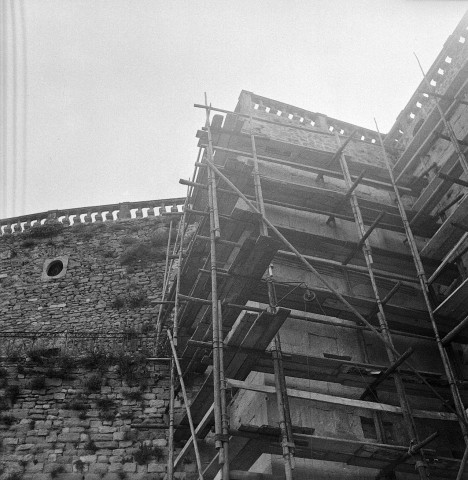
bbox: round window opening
[47,260,64,277]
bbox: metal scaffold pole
[205,93,230,479]
[375,119,468,479]
[333,131,428,479]
[166,357,176,480]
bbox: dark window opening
[47,260,64,277]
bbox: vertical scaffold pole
[375,119,468,451]
[334,132,428,479]
[218,300,230,479]
[250,111,295,479]
[205,94,229,479]
[167,357,176,480]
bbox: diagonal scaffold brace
[167,330,204,480]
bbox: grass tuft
[25,222,64,238]
[0,414,16,426]
[50,465,65,479]
[122,389,143,402]
[84,439,98,453]
[30,376,46,390]
[5,385,20,404]
[84,374,102,392]
[95,397,115,410]
[133,444,164,465]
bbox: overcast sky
[2,0,467,218]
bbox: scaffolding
[158,11,468,480]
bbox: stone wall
[0,211,196,480]
[0,215,174,336]
[0,358,188,480]
[235,90,395,175]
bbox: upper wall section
[232,91,396,181]
[385,11,468,179]
[0,211,181,339]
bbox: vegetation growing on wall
[23,222,64,239]
[0,341,172,479]
[0,213,192,478]
[119,226,175,266]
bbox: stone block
[80,454,97,463]
[3,437,19,445]
[23,474,49,480]
[95,441,118,449]
[16,443,35,451]
[45,378,63,387]
[108,463,124,472]
[123,462,137,472]
[58,433,81,442]
[46,433,58,442]
[98,426,116,433]
[148,463,166,473]
[91,433,113,441]
[89,463,108,474]
[25,462,44,472]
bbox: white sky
[3,0,468,218]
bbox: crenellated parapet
[0,197,186,235]
[385,11,468,150]
[243,90,381,144]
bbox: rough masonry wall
[235,91,396,174]
[0,216,196,480]
[0,217,172,335]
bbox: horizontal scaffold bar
[277,250,418,284]
[438,171,468,188]
[197,142,413,193]
[226,378,457,421]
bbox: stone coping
[0,197,186,235]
